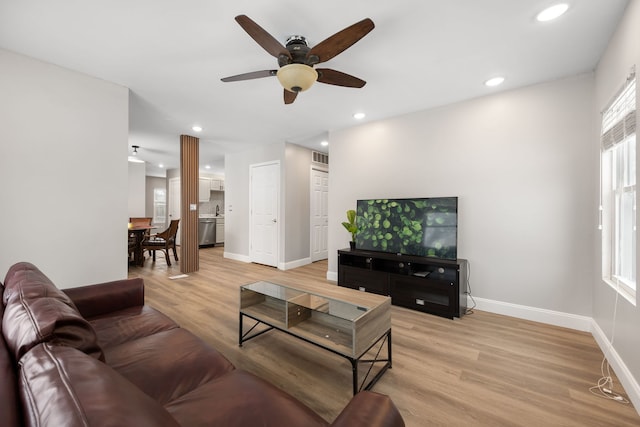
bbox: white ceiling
[0,1,629,177]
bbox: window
[153,188,166,226]
[601,72,636,302]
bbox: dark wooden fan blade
[307,18,374,64]
[316,69,366,88]
[221,70,277,82]
[284,89,298,104]
[235,15,291,60]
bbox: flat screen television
[355,197,458,260]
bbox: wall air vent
[312,151,329,165]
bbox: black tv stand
[337,248,468,319]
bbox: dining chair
[141,219,180,266]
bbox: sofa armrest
[331,391,404,427]
[63,278,145,319]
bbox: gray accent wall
[224,141,314,266]
[225,142,285,260]
[284,143,312,263]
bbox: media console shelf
[338,248,468,319]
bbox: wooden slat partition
[180,135,199,273]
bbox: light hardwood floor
[128,247,640,426]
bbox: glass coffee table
[239,281,392,395]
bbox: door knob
[272,219,277,223]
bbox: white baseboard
[223,252,250,263]
[468,296,592,331]
[591,320,640,414]
[280,257,311,271]
[326,270,337,282]
[223,252,311,271]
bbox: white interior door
[310,169,329,261]
[169,178,181,245]
[250,162,279,267]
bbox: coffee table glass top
[242,280,369,321]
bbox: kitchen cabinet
[198,178,211,202]
[210,179,225,191]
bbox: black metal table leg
[239,313,392,395]
[388,329,392,368]
[351,359,359,395]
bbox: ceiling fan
[221,15,375,104]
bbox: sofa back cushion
[0,282,22,427]
[19,343,180,427]
[2,262,103,361]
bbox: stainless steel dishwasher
[198,217,216,247]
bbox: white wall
[128,161,146,217]
[328,73,596,318]
[593,0,640,410]
[284,143,312,264]
[0,49,129,288]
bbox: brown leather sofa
[1,262,404,427]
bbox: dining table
[129,224,156,267]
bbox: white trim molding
[223,251,250,263]
[591,319,640,414]
[468,296,592,331]
[281,257,311,271]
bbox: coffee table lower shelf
[239,311,392,395]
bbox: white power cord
[464,261,476,315]
[589,278,629,405]
[589,357,629,404]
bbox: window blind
[601,75,636,150]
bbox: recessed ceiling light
[353,112,366,120]
[158,164,164,168]
[321,140,329,147]
[485,76,505,87]
[192,125,203,132]
[205,165,211,169]
[536,3,569,22]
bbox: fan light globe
[276,64,318,93]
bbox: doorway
[249,161,280,267]
[310,168,329,261]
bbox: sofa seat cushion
[165,370,329,427]
[19,343,180,427]
[2,262,103,361]
[87,305,179,349]
[103,328,235,404]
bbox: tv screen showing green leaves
[355,197,458,260]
